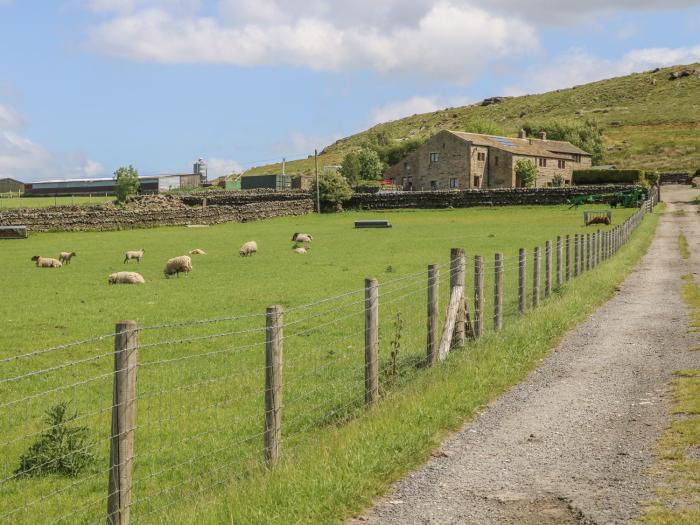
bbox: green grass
[0,203,648,523]
[244,63,700,177]
[680,232,691,259]
[0,195,114,209]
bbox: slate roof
[447,131,590,159]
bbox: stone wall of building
[346,185,640,210]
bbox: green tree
[114,165,140,202]
[523,119,605,165]
[339,152,361,186]
[313,169,353,211]
[515,159,538,188]
[373,138,424,167]
[552,174,565,187]
[357,148,385,181]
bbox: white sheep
[31,255,62,268]
[189,248,206,255]
[239,241,258,257]
[108,271,145,285]
[291,233,313,243]
[164,255,192,278]
[124,248,145,264]
[59,251,76,265]
[293,247,308,254]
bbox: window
[430,152,440,163]
[449,178,458,189]
[473,176,480,187]
[477,151,486,161]
[538,158,547,167]
[442,143,446,149]
[495,156,499,166]
[430,180,439,190]
[557,159,566,169]
[573,154,581,163]
[404,162,411,172]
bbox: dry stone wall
[346,185,641,210]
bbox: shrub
[523,118,605,165]
[463,118,505,136]
[552,174,565,187]
[312,170,352,211]
[357,148,385,182]
[15,402,95,478]
[114,165,140,203]
[572,169,647,185]
[339,152,361,186]
[515,159,538,188]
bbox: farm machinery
[568,188,647,209]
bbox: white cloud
[516,44,700,93]
[205,157,243,177]
[0,102,105,182]
[86,2,538,83]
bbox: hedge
[572,169,658,185]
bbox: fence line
[0,188,658,524]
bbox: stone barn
[384,130,592,190]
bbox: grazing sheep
[291,233,313,243]
[31,256,62,268]
[239,241,258,257]
[164,255,192,278]
[59,251,77,265]
[189,248,206,255]
[293,247,308,254]
[124,249,145,264]
[108,271,146,285]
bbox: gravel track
[350,186,700,525]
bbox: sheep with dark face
[31,256,62,268]
[239,241,258,257]
[124,249,145,264]
[291,233,313,243]
[108,271,145,284]
[164,255,192,278]
[59,252,77,264]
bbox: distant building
[241,174,292,191]
[24,174,201,196]
[0,178,25,193]
[384,130,592,191]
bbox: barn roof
[446,131,590,159]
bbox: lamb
[293,247,308,254]
[164,255,192,278]
[291,233,313,243]
[239,241,258,257]
[124,249,145,264]
[31,256,62,268]
[59,251,77,265]
[189,248,206,255]
[108,271,145,285]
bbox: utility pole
[315,149,320,214]
[282,157,286,177]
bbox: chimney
[538,131,547,140]
[519,129,527,139]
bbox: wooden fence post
[474,256,484,338]
[494,253,503,331]
[556,236,562,289]
[364,278,379,407]
[597,229,602,266]
[573,234,579,278]
[565,234,571,282]
[450,248,467,347]
[580,234,585,274]
[108,321,138,525]
[518,248,526,315]
[427,265,439,366]
[586,233,591,272]
[264,305,283,465]
[532,247,540,308]
[545,240,552,298]
[591,232,597,269]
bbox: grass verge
[161,207,662,524]
[680,232,690,259]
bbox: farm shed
[241,174,292,191]
[24,174,201,196]
[0,178,25,193]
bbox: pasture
[0,204,639,524]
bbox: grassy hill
[245,63,700,177]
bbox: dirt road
[350,186,700,524]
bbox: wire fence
[0,190,658,524]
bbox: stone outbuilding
[384,130,592,190]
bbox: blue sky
[1,1,699,181]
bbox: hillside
[245,63,700,177]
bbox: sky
[1,1,700,182]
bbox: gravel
[349,186,700,525]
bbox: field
[0,195,114,209]
[0,204,646,523]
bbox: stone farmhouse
[384,130,592,190]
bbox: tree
[523,118,605,165]
[515,159,538,188]
[552,174,565,187]
[357,148,384,181]
[339,152,361,186]
[114,165,140,203]
[313,169,352,211]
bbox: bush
[312,170,352,211]
[114,165,140,203]
[15,402,95,478]
[572,169,647,185]
[523,118,605,165]
[354,180,382,193]
[552,174,565,187]
[515,159,537,188]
